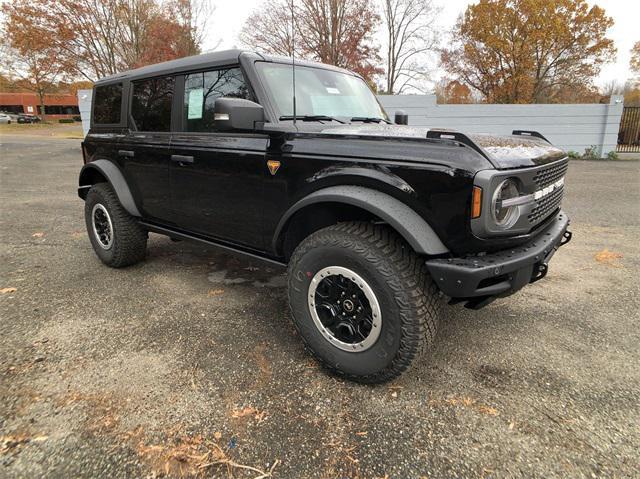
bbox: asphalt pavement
[1,135,639,478]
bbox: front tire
[287,222,441,383]
[84,183,147,268]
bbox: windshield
[256,62,388,121]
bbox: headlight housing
[491,178,520,229]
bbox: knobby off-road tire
[84,182,147,268]
[287,222,441,383]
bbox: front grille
[533,159,568,189]
[528,158,568,226]
[528,184,564,224]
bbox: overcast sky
[207,0,639,88]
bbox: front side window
[93,83,122,124]
[183,67,252,132]
[255,62,387,121]
[131,76,174,131]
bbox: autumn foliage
[435,80,474,104]
[240,0,382,84]
[2,0,205,82]
[442,0,616,103]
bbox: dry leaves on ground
[231,406,268,424]
[594,249,623,267]
[207,289,225,297]
[133,428,278,479]
[430,396,500,416]
[32,232,44,238]
[1,287,17,294]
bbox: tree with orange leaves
[1,0,210,82]
[435,79,474,104]
[240,0,382,84]
[1,11,64,121]
[442,0,616,104]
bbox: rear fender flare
[78,160,141,217]
[273,185,449,256]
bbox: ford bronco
[79,50,571,383]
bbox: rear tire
[84,183,147,268]
[287,222,441,383]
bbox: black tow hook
[560,230,572,247]
[530,263,548,284]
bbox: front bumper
[426,210,571,309]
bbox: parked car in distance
[0,113,12,124]
[78,50,572,383]
[17,114,41,124]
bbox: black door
[120,76,175,222]
[169,67,268,250]
[170,133,269,249]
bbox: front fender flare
[78,160,141,217]
[273,185,449,256]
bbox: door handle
[171,154,194,164]
[118,150,135,158]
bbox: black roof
[95,49,356,85]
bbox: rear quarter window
[93,83,123,124]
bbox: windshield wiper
[279,115,346,124]
[350,117,391,124]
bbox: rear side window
[184,68,252,132]
[131,76,174,131]
[93,83,122,124]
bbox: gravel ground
[1,136,639,478]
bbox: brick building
[0,92,80,118]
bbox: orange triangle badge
[267,160,281,176]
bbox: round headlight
[492,178,520,228]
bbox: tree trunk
[38,91,47,123]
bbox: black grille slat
[528,185,564,224]
[527,158,568,226]
[533,159,568,189]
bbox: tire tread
[287,221,441,383]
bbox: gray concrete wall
[378,94,624,156]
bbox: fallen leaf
[32,232,45,238]
[355,431,368,437]
[594,249,623,266]
[207,289,225,297]
[213,431,222,440]
[0,287,17,294]
[477,405,499,416]
[231,406,267,424]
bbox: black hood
[317,123,566,169]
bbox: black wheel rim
[308,267,381,352]
[91,203,114,250]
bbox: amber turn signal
[471,186,482,218]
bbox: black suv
[79,50,571,383]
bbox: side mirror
[214,98,264,131]
[394,110,408,125]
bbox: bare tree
[298,0,382,82]
[382,0,439,94]
[240,0,382,83]
[239,0,296,57]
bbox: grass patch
[0,122,83,139]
